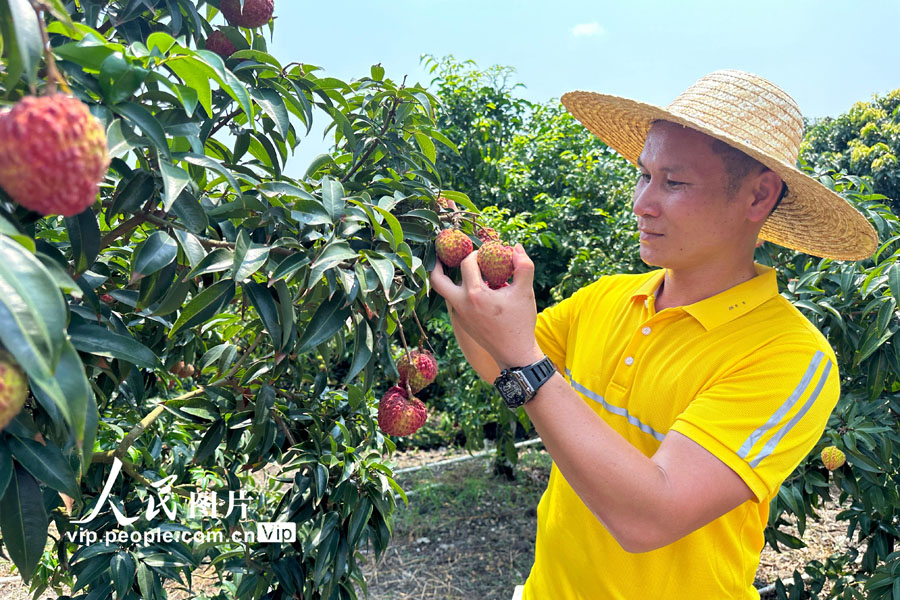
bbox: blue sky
[258,0,900,177]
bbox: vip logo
[257,521,297,543]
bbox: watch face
[498,377,526,404]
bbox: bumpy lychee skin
[220,0,274,28]
[435,228,473,268]
[476,227,499,243]
[0,350,28,432]
[477,241,515,289]
[821,446,846,471]
[0,94,109,217]
[397,349,438,393]
[378,385,427,436]
[436,196,450,210]
[206,30,237,58]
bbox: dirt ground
[0,444,862,599]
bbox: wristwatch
[493,355,557,409]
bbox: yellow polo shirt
[523,264,839,599]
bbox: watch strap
[520,356,556,391]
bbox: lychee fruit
[183,364,196,378]
[477,241,514,289]
[476,227,499,243]
[99,294,114,303]
[435,228,473,268]
[220,0,274,28]
[205,30,236,58]
[0,350,28,432]
[436,196,451,210]
[821,446,846,471]
[378,385,427,436]
[396,349,438,393]
[0,94,110,217]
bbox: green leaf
[296,293,350,354]
[169,279,236,338]
[414,132,436,164]
[159,160,192,211]
[69,322,161,369]
[0,235,67,380]
[183,247,233,280]
[172,229,207,268]
[112,102,170,160]
[0,0,42,88]
[110,170,156,217]
[344,316,372,383]
[0,439,11,500]
[146,31,177,54]
[0,464,48,582]
[371,64,385,81]
[250,87,290,139]
[131,231,178,281]
[170,190,210,233]
[321,177,345,221]
[372,206,403,250]
[308,241,357,285]
[106,119,137,159]
[166,55,213,117]
[232,229,269,282]
[887,263,900,303]
[65,208,100,276]
[192,420,226,464]
[193,50,253,121]
[99,53,149,104]
[110,551,136,600]
[270,252,309,281]
[180,153,243,199]
[363,251,395,297]
[303,153,336,179]
[243,281,281,349]
[7,435,81,500]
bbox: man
[429,70,877,598]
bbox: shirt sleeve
[669,344,840,502]
[534,282,596,372]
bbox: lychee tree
[0,1,473,598]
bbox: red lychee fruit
[396,349,438,393]
[477,241,515,289]
[220,0,274,28]
[99,294,114,303]
[0,94,110,217]
[205,30,236,58]
[378,385,427,436]
[435,228,473,268]
[0,350,28,432]
[436,196,451,210]
[821,446,846,470]
[476,227,499,243]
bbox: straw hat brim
[561,91,878,261]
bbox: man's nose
[632,181,659,218]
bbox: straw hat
[561,70,877,260]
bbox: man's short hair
[710,137,787,213]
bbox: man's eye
[637,173,650,183]
[667,180,686,188]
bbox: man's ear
[748,169,783,223]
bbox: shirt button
[625,356,634,366]
[642,327,651,335]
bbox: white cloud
[571,22,604,37]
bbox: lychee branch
[393,310,415,398]
[340,76,407,184]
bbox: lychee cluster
[435,224,515,289]
[0,94,110,217]
[169,361,196,378]
[0,350,28,432]
[220,0,274,28]
[377,349,438,437]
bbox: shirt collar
[631,264,779,330]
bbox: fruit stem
[410,309,436,356]
[393,310,415,397]
[29,0,71,95]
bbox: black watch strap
[520,356,556,391]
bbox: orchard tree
[0,1,485,598]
